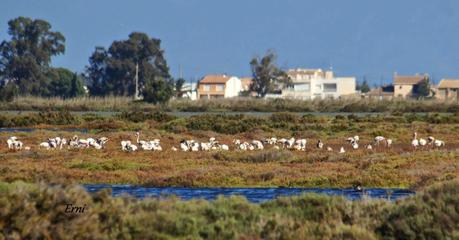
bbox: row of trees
[0,17,179,103]
[0,17,85,100]
[0,17,431,103]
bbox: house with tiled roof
[197,75,242,99]
[437,79,459,101]
[393,73,428,98]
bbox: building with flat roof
[267,68,356,100]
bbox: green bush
[1,180,459,239]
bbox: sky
[1,0,459,85]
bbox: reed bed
[1,96,459,112]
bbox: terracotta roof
[393,75,426,85]
[199,75,231,84]
[438,79,459,89]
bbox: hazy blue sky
[1,0,459,84]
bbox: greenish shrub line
[0,180,458,239]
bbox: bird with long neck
[135,132,147,146]
[411,132,419,150]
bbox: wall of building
[394,84,414,98]
[224,77,242,98]
[337,77,356,96]
[437,88,459,101]
[197,83,225,99]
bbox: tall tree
[175,78,186,97]
[85,47,107,96]
[85,32,172,103]
[0,17,65,96]
[143,76,174,104]
[358,77,370,93]
[417,75,431,99]
[250,51,288,97]
[46,68,85,98]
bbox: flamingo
[317,140,324,149]
[411,132,419,150]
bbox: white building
[180,82,198,100]
[267,68,356,100]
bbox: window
[315,84,322,90]
[216,84,224,91]
[323,83,337,92]
[295,83,310,91]
[203,84,210,91]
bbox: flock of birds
[5,131,446,153]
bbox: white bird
[171,146,178,151]
[180,140,189,151]
[419,138,427,147]
[366,144,373,150]
[386,139,393,147]
[252,140,264,150]
[7,138,16,150]
[13,140,23,150]
[135,132,148,146]
[374,136,386,146]
[327,146,333,152]
[127,144,138,152]
[200,142,211,151]
[351,142,359,149]
[219,144,229,151]
[317,140,324,149]
[190,142,200,152]
[339,147,346,153]
[39,142,51,150]
[411,132,419,150]
[121,140,132,151]
[434,140,445,147]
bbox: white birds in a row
[6,136,25,150]
[412,132,445,149]
[179,138,229,152]
[5,133,446,153]
[135,132,162,151]
[38,135,109,150]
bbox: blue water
[84,184,415,203]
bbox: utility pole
[134,62,140,100]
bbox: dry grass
[2,96,459,112]
[1,127,458,189]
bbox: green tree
[357,78,370,93]
[143,76,174,104]
[84,32,172,101]
[70,73,85,98]
[45,68,85,98]
[175,78,186,97]
[0,17,65,96]
[84,47,107,96]
[250,51,288,97]
[0,82,18,101]
[417,75,431,99]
